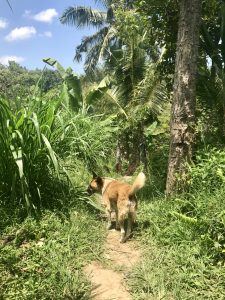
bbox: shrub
[0,96,117,218]
[187,148,225,192]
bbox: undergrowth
[128,188,225,299]
[0,206,105,300]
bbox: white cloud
[39,31,52,38]
[5,26,36,42]
[0,18,8,29]
[0,55,25,65]
[32,8,58,23]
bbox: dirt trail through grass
[84,229,141,300]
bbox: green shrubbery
[0,88,116,299]
[128,150,225,299]
[0,94,116,225]
[187,148,225,192]
[0,97,67,215]
[2,55,225,299]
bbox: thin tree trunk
[115,140,122,173]
[166,0,202,195]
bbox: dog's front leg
[115,209,120,230]
[119,218,126,243]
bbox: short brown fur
[87,172,146,243]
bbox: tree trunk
[166,0,202,195]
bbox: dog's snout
[87,186,94,195]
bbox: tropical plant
[187,148,225,192]
[0,97,68,214]
[60,0,118,73]
[0,88,118,215]
[43,57,113,113]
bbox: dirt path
[84,229,141,300]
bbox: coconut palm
[60,0,119,74]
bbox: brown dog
[87,172,146,243]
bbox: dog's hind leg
[115,209,120,230]
[106,209,112,229]
[126,212,133,240]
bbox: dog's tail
[129,172,146,195]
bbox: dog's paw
[115,224,120,231]
[106,223,113,230]
[119,234,126,243]
[119,238,126,243]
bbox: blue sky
[0,0,102,73]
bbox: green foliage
[43,58,83,111]
[0,62,62,103]
[43,57,114,114]
[0,92,117,218]
[0,97,69,215]
[126,147,225,299]
[0,209,105,299]
[134,0,178,82]
[67,113,118,172]
[128,190,225,299]
[187,148,225,192]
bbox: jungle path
[84,229,141,300]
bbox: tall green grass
[0,93,116,299]
[0,97,64,215]
[0,96,117,221]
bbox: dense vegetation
[1,0,225,299]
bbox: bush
[0,97,66,214]
[129,190,225,299]
[0,97,117,218]
[187,148,225,192]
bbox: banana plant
[43,58,83,112]
[43,57,114,114]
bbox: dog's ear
[96,176,103,186]
[92,171,98,178]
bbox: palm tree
[60,0,118,74]
[166,0,202,194]
[60,1,167,174]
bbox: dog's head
[87,172,104,195]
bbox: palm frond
[94,0,113,8]
[74,26,118,73]
[105,86,128,118]
[60,6,107,28]
[84,44,104,74]
[133,65,168,116]
[85,76,110,105]
[74,27,109,62]
[99,26,118,59]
